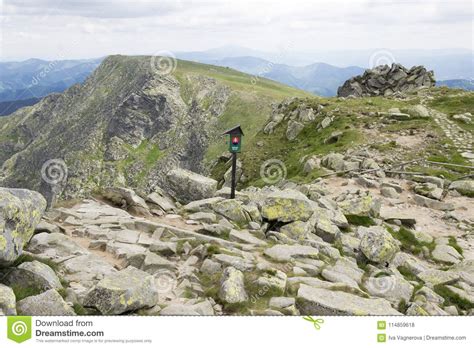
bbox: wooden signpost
[223,125,244,199]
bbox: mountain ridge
[0,55,309,200]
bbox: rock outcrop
[337,64,435,97]
[83,266,159,315]
[166,168,218,204]
[0,188,46,265]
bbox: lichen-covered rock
[264,244,319,262]
[296,284,401,315]
[212,199,249,226]
[414,183,443,201]
[449,180,474,197]
[0,284,17,315]
[5,260,62,292]
[338,193,381,217]
[417,269,460,286]
[0,188,47,266]
[17,289,75,316]
[359,226,399,263]
[432,244,463,264]
[219,267,248,304]
[279,221,312,240]
[261,189,314,223]
[83,266,159,314]
[314,210,341,243]
[286,120,305,140]
[166,169,217,204]
[364,274,414,307]
[256,270,287,293]
[321,153,345,171]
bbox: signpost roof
[222,125,244,136]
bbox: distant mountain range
[436,79,474,90]
[177,56,364,97]
[0,58,103,115]
[1,47,472,115]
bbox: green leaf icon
[7,316,32,343]
[302,316,324,330]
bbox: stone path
[430,109,474,163]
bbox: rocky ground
[1,165,473,316]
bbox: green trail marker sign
[223,125,244,199]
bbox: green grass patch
[397,266,420,282]
[434,284,474,311]
[11,286,43,301]
[448,236,464,256]
[239,114,363,187]
[206,244,222,256]
[73,303,88,315]
[370,140,398,152]
[345,215,376,227]
[388,226,435,256]
[382,118,435,132]
[12,254,60,273]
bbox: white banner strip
[0,316,472,347]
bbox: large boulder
[166,169,217,204]
[296,284,401,315]
[0,284,16,315]
[212,199,249,226]
[338,193,381,217]
[286,120,305,140]
[364,275,414,307]
[219,267,248,304]
[359,226,399,263]
[321,153,345,171]
[264,245,319,262]
[102,187,150,215]
[449,180,474,197]
[16,289,75,316]
[5,260,62,292]
[27,232,89,262]
[83,266,158,315]
[0,188,47,266]
[260,189,314,223]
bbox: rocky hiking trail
[430,109,474,163]
[1,164,473,317]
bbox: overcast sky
[1,0,472,61]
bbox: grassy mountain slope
[214,87,473,188]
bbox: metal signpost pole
[222,125,244,200]
[230,152,237,199]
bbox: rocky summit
[0,57,473,316]
[337,63,435,97]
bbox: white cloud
[1,0,472,60]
